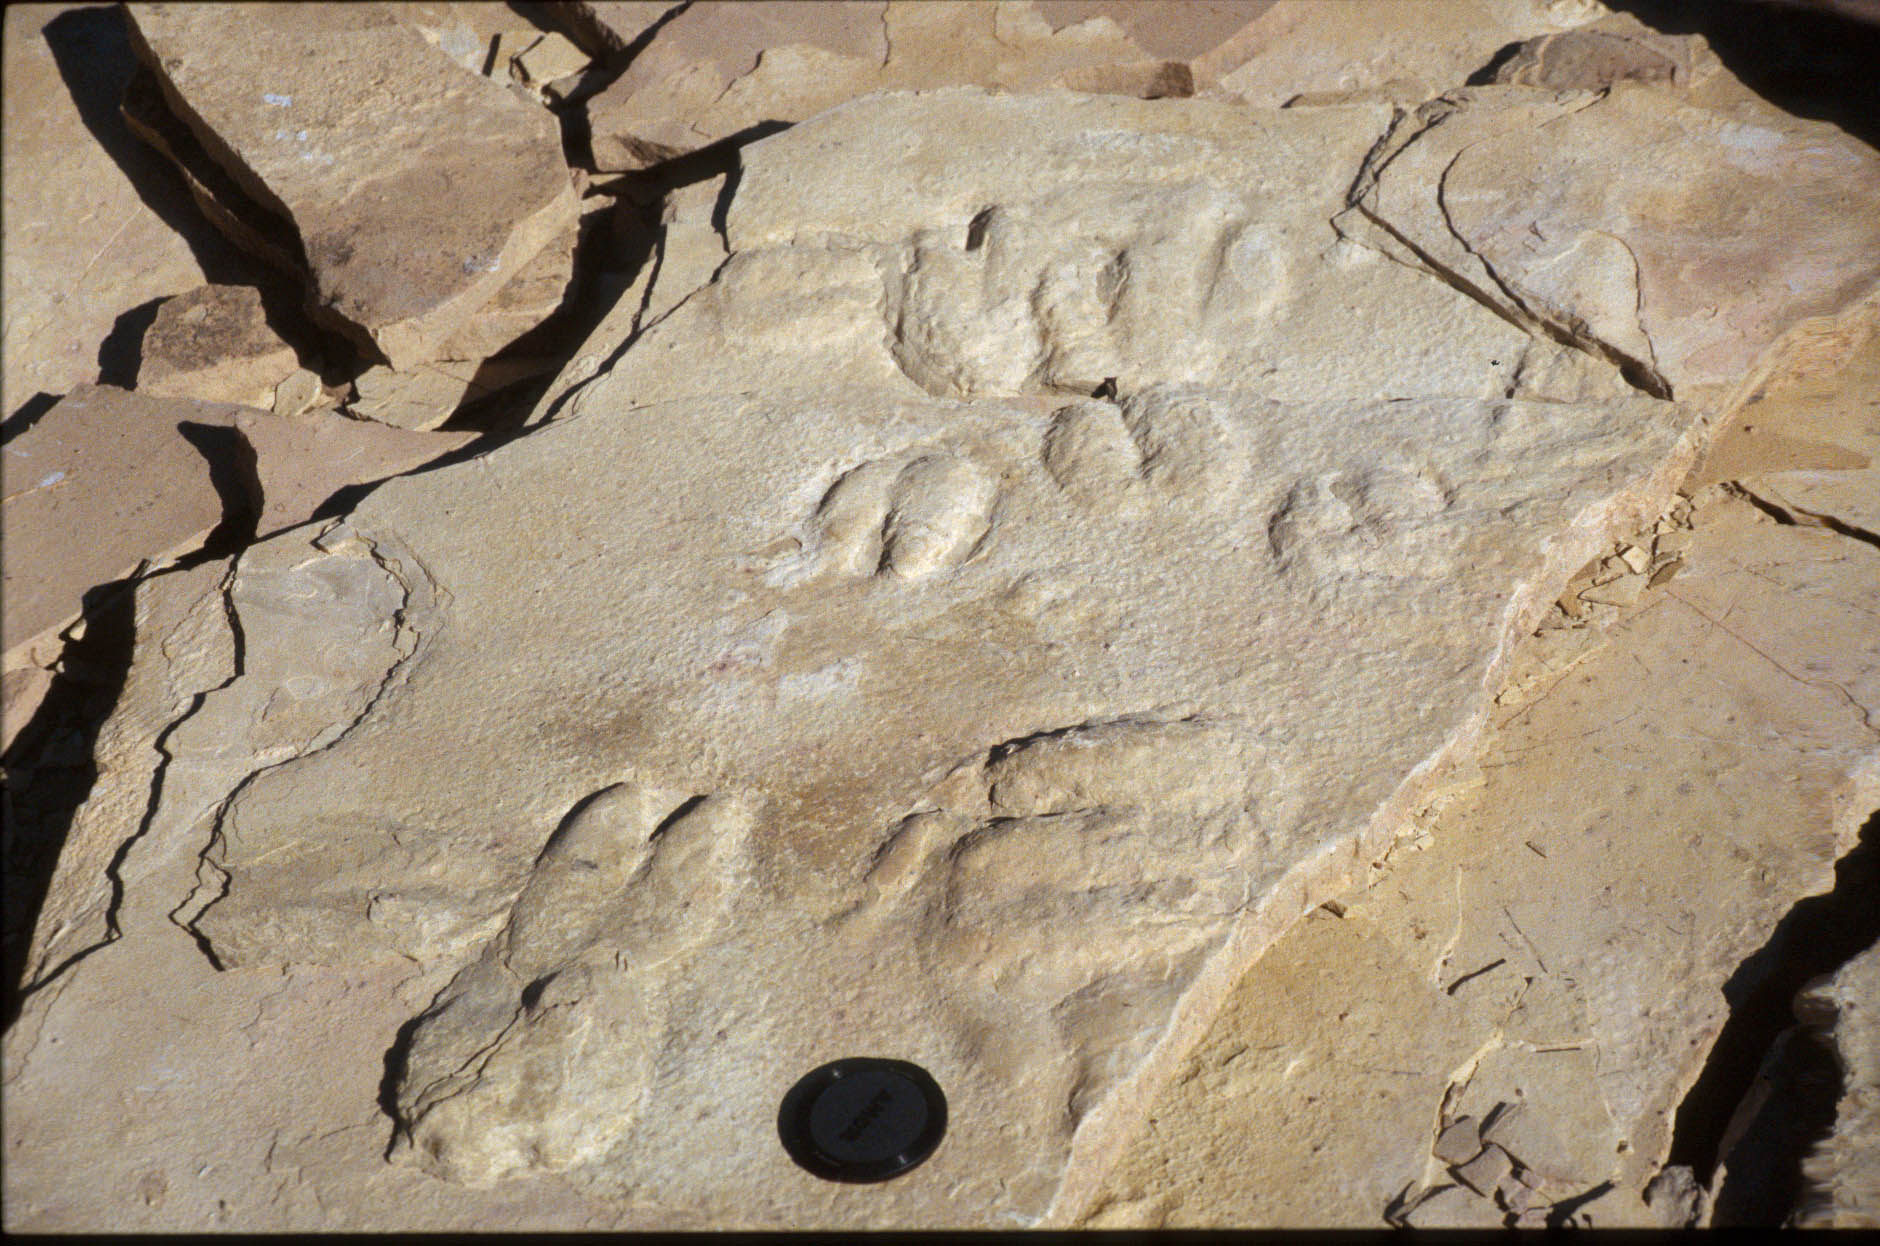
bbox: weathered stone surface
[69,91,1746,1229]
[525,172,723,424]
[123,3,578,370]
[1793,942,1880,1228]
[577,89,1625,417]
[402,2,549,76]
[1349,81,1880,398]
[2,3,260,418]
[118,60,308,279]
[348,357,551,430]
[1088,317,1880,1228]
[236,409,476,536]
[137,284,301,407]
[1,663,55,756]
[583,1,1215,171]
[10,17,1880,1235]
[1034,0,1271,67]
[0,384,257,664]
[1202,0,1600,107]
[1488,10,1720,89]
[434,220,580,362]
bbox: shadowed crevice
[1661,809,1880,1211]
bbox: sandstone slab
[583,1,1216,171]
[0,384,258,665]
[1090,316,1880,1228]
[348,357,552,430]
[123,3,578,370]
[2,3,261,418]
[12,38,1880,1236]
[56,90,1756,1230]
[1349,81,1880,399]
[1201,0,1601,106]
[137,283,301,407]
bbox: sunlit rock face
[19,60,1880,1229]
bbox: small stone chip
[1618,543,1651,574]
[1433,1116,1484,1166]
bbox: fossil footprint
[1042,387,1244,516]
[391,784,750,1186]
[809,451,997,581]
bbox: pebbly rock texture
[0,385,258,667]
[122,3,578,371]
[136,284,301,408]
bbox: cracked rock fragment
[0,385,259,665]
[136,284,301,408]
[16,558,237,989]
[1350,81,1880,398]
[1487,10,1721,88]
[123,3,578,371]
[582,0,1237,171]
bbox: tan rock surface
[1488,10,1721,89]
[0,384,257,664]
[548,0,689,64]
[236,409,476,536]
[1349,81,1880,398]
[1090,321,1880,1229]
[2,3,261,418]
[26,82,1866,1230]
[7,8,1880,1234]
[583,1,1215,171]
[348,357,553,430]
[136,283,301,407]
[123,3,578,370]
[1034,0,1271,65]
[1201,0,1601,106]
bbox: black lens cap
[777,1057,947,1183]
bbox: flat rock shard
[122,3,578,371]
